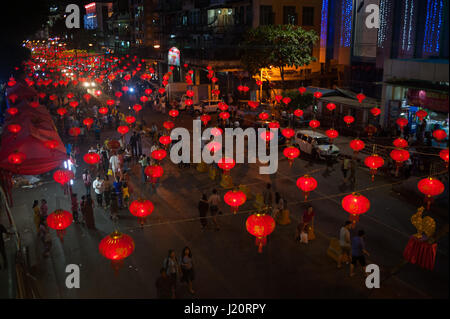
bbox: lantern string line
[123,169,448,232]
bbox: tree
[240,24,318,91]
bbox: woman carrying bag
[180,246,195,295]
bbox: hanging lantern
[140,96,149,103]
[94,90,102,97]
[259,112,269,121]
[309,120,320,129]
[151,149,167,161]
[106,99,115,106]
[433,129,447,141]
[313,91,322,99]
[439,149,449,168]
[248,101,259,108]
[216,102,227,111]
[158,87,166,94]
[282,97,291,105]
[296,175,317,200]
[349,139,365,153]
[268,122,280,129]
[246,213,275,253]
[159,135,172,146]
[364,154,384,181]
[393,137,408,148]
[45,140,58,150]
[343,115,355,126]
[281,128,295,139]
[365,124,377,138]
[206,141,222,153]
[8,151,26,166]
[416,109,428,121]
[186,90,194,97]
[30,101,39,108]
[342,193,370,223]
[298,87,306,95]
[133,104,142,113]
[390,149,410,175]
[49,94,57,101]
[122,86,129,92]
[417,177,445,210]
[211,127,223,137]
[169,109,179,118]
[83,93,92,103]
[260,130,274,142]
[219,112,230,120]
[396,118,408,130]
[7,124,21,134]
[356,93,366,103]
[370,107,381,117]
[144,165,164,183]
[83,118,94,129]
[7,77,16,87]
[57,107,68,117]
[125,116,136,124]
[163,121,174,131]
[218,157,235,175]
[200,114,211,126]
[326,103,336,111]
[99,231,135,273]
[256,80,262,86]
[274,95,283,103]
[325,129,339,142]
[224,190,247,214]
[129,199,154,226]
[145,88,153,95]
[6,107,18,116]
[83,152,101,165]
[117,126,129,135]
[66,92,74,99]
[69,127,81,137]
[47,209,73,241]
[294,109,304,118]
[185,99,194,106]
[53,169,74,185]
[115,91,123,98]
[98,107,109,115]
[283,146,300,167]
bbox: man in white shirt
[92,176,104,207]
[337,221,352,268]
[109,154,120,178]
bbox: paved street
[2,101,448,299]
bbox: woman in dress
[180,247,195,294]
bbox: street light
[153,44,160,49]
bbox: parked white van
[293,129,340,160]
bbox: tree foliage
[239,24,319,90]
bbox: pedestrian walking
[198,194,209,230]
[155,268,173,299]
[341,155,351,183]
[302,205,315,240]
[208,189,221,231]
[130,131,138,158]
[82,195,96,230]
[82,169,92,196]
[180,246,195,294]
[71,193,79,223]
[109,152,120,179]
[113,177,123,208]
[38,219,52,258]
[138,154,148,184]
[163,249,181,299]
[350,230,370,277]
[32,200,40,232]
[92,176,104,207]
[122,182,130,208]
[337,221,352,268]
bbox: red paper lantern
[53,169,74,185]
[158,87,166,94]
[44,140,58,150]
[433,129,447,141]
[356,93,366,103]
[6,107,18,116]
[282,97,291,105]
[144,165,164,183]
[29,101,39,108]
[200,114,211,126]
[343,115,355,126]
[99,107,109,115]
[163,121,174,131]
[83,93,92,102]
[298,87,306,95]
[99,231,135,272]
[186,90,194,97]
[219,112,230,120]
[8,152,26,165]
[185,99,193,106]
[69,127,81,137]
[349,139,365,153]
[169,109,179,118]
[296,175,317,200]
[66,92,74,99]
[439,148,449,167]
[49,94,57,101]
[218,157,235,174]
[260,130,274,142]
[417,177,445,210]
[115,91,123,98]
[206,141,222,153]
[125,116,136,124]
[390,149,410,175]
[248,101,259,108]
[256,80,262,86]
[281,128,295,139]
[342,193,370,222]
[259,112,269,121]
[364,154,384,181]
[294,109,304,117]
[246,213,275,253]
[309,120,320,129]
[133,104,142,113]
[8,93,18,104]
[57,108,68,117]
[151,149,167,161]
[122,86,129,92]
[326,103,336,111]
[140,96,149,103]
[129,199,154,225]
[94,90,102,97]
[106,99,115,106]
[325,129,339,141]
[7,124,21,134]
[268,122,280,129]
[83,152,101,165]
[47,209,73,241]
[159,135,171,146]
[274,95,283,103]
[283,146,300,167]
[393,137,408,148]
[370,107,381,117]
[396,118,408,130]
[117,126,129,135]
[313,91,322,99]
[211,127,223,136]
[7,77,16,87]
[416,109,428,121]
[83,118,94,129]
[224,190,247,214]
[145,88,153,95]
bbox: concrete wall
[383,59,449,82]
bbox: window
[302,7,314,26]
[283,6,297,25]
[260,5,274,25]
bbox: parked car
[293,129,340,160]
[192,100,223,114]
